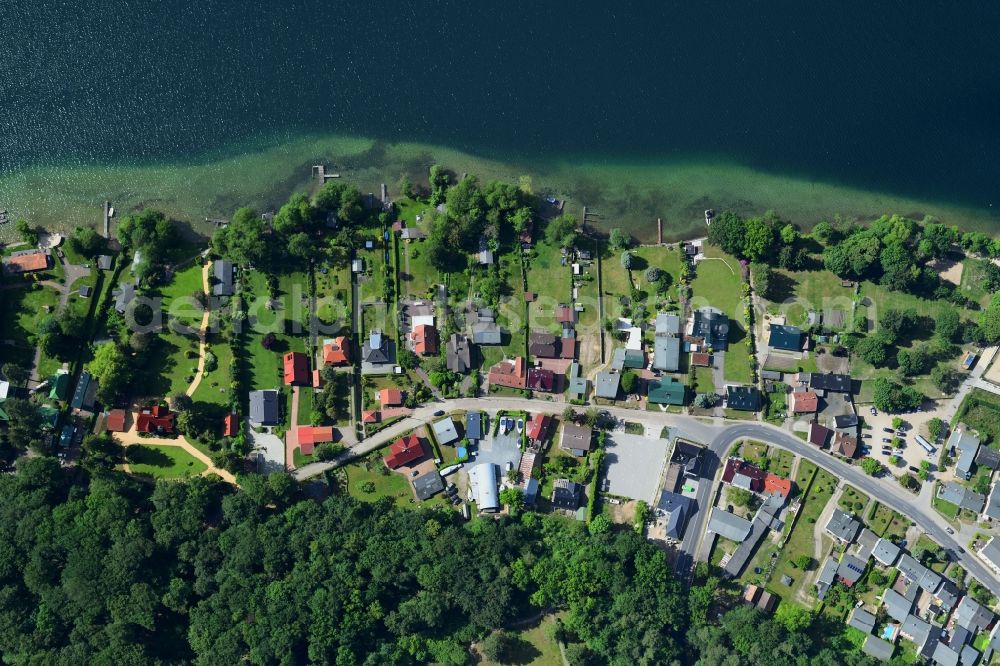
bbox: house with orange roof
[223,413,239,437]
[487,357,527,389]
[378,388,403,408]
[296,426,336,455]
[789,390,818,413]
[136,405,175,434]
[323,336,350,366]
[312,368,323,388]
[362,410,380,424]
[410,324,439,355]
[283,351,310,385]
[763,473,792,500]
[3,250,50,275]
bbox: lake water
[2,2,999,237]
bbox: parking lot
[861,401,948,477]
[602,431,671,503]
[464,421,523,476]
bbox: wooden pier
[102,201,111,238]
[311,165,340,185]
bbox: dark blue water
[2,1,999,211]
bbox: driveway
[247,427,284,475]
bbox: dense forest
[0,459,903,665]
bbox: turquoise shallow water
[1,2,999,222]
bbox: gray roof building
[472,321,502,345]
[97,254,113,270]
[655,313,681,336]
[950,425,982,480]
[873,538,901,566]
[693,307,729,350]
[954,596,994,632]
[856,527,879,560]
[825,509,861,543]
[213,259,234,296]
[656,491,693,540]
[901,614,932,647]
[432,417,459,445]
[708,508,753,542]
[551,479,582,510]
[361,329,394,372]
[653,335,681,372]
[882,588,913,622]
[849,607,877,634]
[935,580,961,612]
[470,463,500,513]
[938,482,986,513]
[70,371,97,412]
[976,445,1000,470]
[594,370,620,399]
[465,411,483,441]
[412,471,445,500]
[114,282,136,314]
[249,389,279,426]
[988,484,1000,521]
[960,645,981,666]
[446,333,472,373]
[560,423,593,456]
[837,554,868,587]
[862,636,895,662]
[896,554,943,593]
[723,500,782,578]
[815,558,839,600]
[933,642,960,666]
[981,536,1000,573]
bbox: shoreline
[1,133,998,243]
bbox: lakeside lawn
[691,246,742,318]
[0,284,61,368]
[191,338,234,405]
[358,244,389,304]
[722,327,753,384]
[401,240,439,300]
[315,246,352,331]
[767,268,855,324]
[527,240,572,333]
[125,444,207,479]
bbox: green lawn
[527,241,572,331]
[343,461,432,509]
[722,326,753,383]
[768,268,855,326]
[838,485,870,513]
[771,449,794,478]
[740,439,768,461]
[125,444,207,479]
[315,247,352,332]
[243,270,309,392]
[598,241,636,307]
[479,613,566,666]
[0,284,61,369]
[691,246,743,318]
[297,388,314,425]
[692,366,715,395]
[358,244,389,304]
[191,338,234,405]
[867,503,909,540]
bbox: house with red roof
[297,426,336,454]
[223,412,239,437]
[527,367,555,392]
[378,388,403,408]
[691,352,711,367]
[809,422,832,447]
[526,414,551,444]
[323,336,350,366]
[105,409,127,433]
[410,324,439,355]
[721,458,767,492]
[283,351,310,385]
[789,390,818,413]
[136,405,175,434]
[488,357,527,389]
[312,369,323,388]
[764,473,792,500]
[832,432,858,459]
[560,337,577,359]
[383,434,425,469]
[555,304,577,325]
[362,410,380,424]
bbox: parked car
[433,409,445,417]
[882,438,892,443]
[908,466,920,473]
[870,407,878,415]
[883,427,894,433]
[946,527,955,535]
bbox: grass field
[242,270,311,392]
[771,449,794,478]
[722,326,753,383]
[479,613,565,666]
[344,462,413,507]
[768,268,855,326]
[528,241,572,333]
[191,338,234,405]
[125,444,207,479]
[315,247,352,331]
[692,366,715,394]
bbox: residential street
[293,395,1000,596]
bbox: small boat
[108,206,115,218]
[704,209,715,225]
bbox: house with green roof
[49,371,71,401]
[647,378,686,405]
[623,349,645,369]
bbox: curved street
[294,396,1000,597]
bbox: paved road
[294,396,1000,596]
